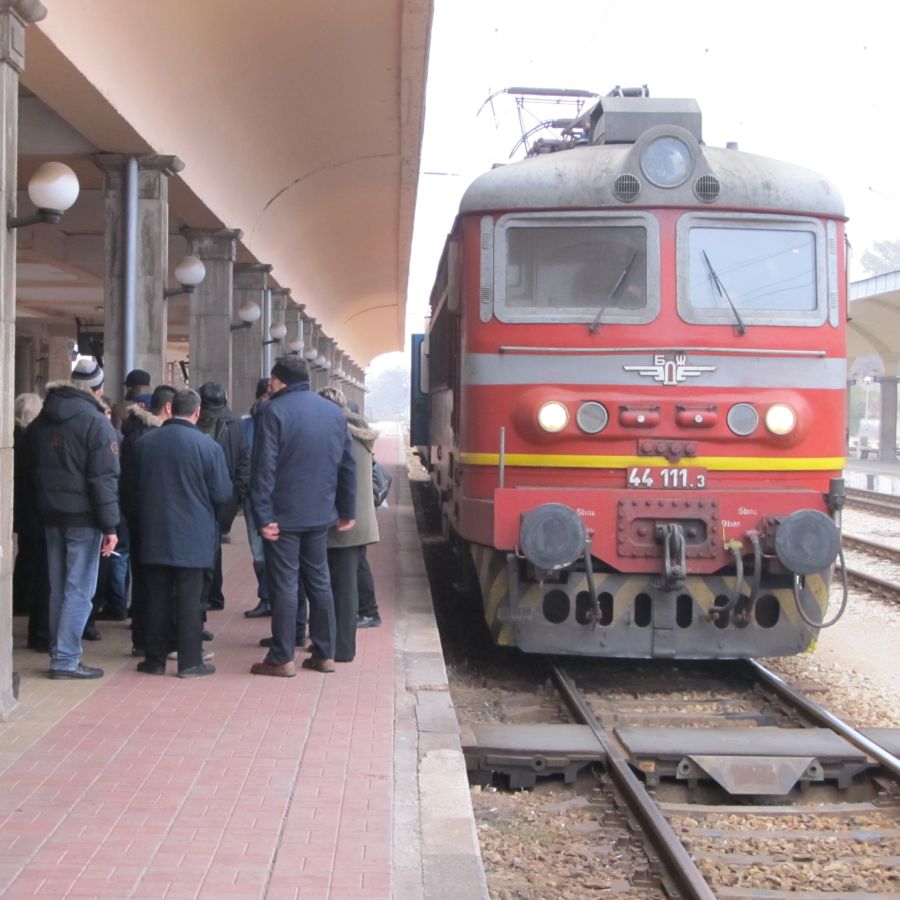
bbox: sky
[369,0,900,373]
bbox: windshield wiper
[701,249,746,336]
[588,251,636,334]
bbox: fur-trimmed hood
[125,404,165,429]
[345,410,378,452]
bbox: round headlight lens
[727,403,759,436]
[576,401,609,434]
[537,401,569,433]
[765,404,797,435]
[640,135,693,187]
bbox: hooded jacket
[328,410,380,549]
[198,405,250,530]
[119,404,166,524]
[28,381,120,533]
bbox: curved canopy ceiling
[20,0,432,364]
[849,271,900,370]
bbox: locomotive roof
[459,143,845,218]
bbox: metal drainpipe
[123,157,138,375]
[262,288,272,377]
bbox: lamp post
[9,161,80,229]
[163,254,206,299]
[231,300,262,331]
[263,321,287,346]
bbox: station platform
[0,425,488,900]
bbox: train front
[426,92,848,659]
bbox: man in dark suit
[249,356,356,676]
[131,389,232,678]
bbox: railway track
[840,532,900,601]
[846,487,900,517]
[465,659,900,898]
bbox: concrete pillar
[266,288,291,378]
[231,263,271,415]
[878,366,899,462]
[97,154,183,393]
[184,228,241,399]
[0,0,48,717]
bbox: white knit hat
[71,358,104,389]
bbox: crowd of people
[12,354,383,680]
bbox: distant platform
[844,455,900,495]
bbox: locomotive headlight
[640,135,693,187]
[538,401,569,432]
[765,403,797,435]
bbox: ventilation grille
[694,175,721,203]
[613,174,641,202]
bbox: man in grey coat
[131,389,232,677]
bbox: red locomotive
[412,87,847,659]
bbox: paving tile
[0,433,484,900]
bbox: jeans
[264,528,334,664]
[243,500,269,601]
[45,526,102,671]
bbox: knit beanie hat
[71,358,104,390]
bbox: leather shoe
[356,615,381,629]
[201,629,215,641]
[136,661,165,675]
[49,663,103,679]
[82,625,102,641]
[244,601,272,618]
[250,660,296,677]
[27,641,50,653]
[178,663,216,678]
[207,600,224,611]
[258,636,306,648]
[301,657,335,673]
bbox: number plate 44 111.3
[627,467,707,489]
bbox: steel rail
[836,563,900,602]
[746,659,900,779]
[842,532,900,561]
[549,662,716,900]
[846,488,900,516]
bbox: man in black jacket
[119,384,176,654]
[29,358,120,679]
[197,382,250,611]
[131,389,232,677]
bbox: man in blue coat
[131,389,232,677]
[250,356,356,676]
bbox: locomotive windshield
[677,216,826,327]
[493,213,660,324]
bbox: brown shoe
[250,660,296,677]
[301,657,335,673]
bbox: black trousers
[144,565,204,671]
[15,534,50,647]
[357,545,378,618]
[328,545,360,662]
[200,542,225,614]
[264,529,334,665]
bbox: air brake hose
[583,541,601,631]
[792,546,850,629]
[709,540,744,622]
[733,531,763,628]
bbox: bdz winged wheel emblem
[624,354,716,386]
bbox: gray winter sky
[377,0,900,370]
